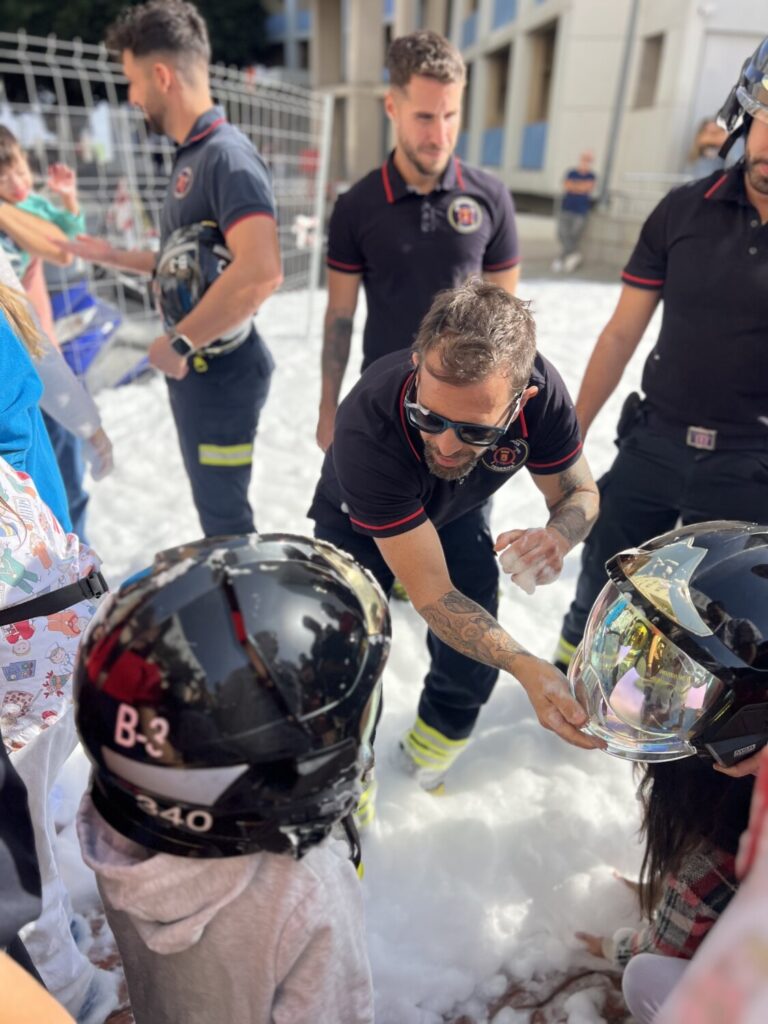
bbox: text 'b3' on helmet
[74,534,391,859]
[569,521,768,767]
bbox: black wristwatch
[170,333,194,357]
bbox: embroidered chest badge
[482,439,530,473]
[174,166,194,199]
[447,196,483,234]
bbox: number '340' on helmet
[569,521,768,768]
[74,534,391,859]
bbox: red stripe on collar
[455,156,465,190]
[185,116,226,146]
[381,162,395,204]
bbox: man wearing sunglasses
[309,280,603,798]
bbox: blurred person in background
[0,127,112,540]
[551,151,597,273]
[685,117,728,179]
[552,39,768,676]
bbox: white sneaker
[563,251,583,272]
[550,257,564,272]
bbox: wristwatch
[170,333,195,357]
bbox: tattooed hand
[513,655,605,750]
[418,587,604,752]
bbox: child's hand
[47,164,78,202]
[575,931,605,957]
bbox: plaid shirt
[605,842,738,967]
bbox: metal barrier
[0,31,331,378]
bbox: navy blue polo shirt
[161,106,276,247]
[308,350,582,539]
[327,153,520,369]
[561,170,596,215]
[622,163,768,435]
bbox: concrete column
[310,0,343,88]
[394,0,419,35]
[346,0,386,180]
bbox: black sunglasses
[404,375,523,448]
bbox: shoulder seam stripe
[349,508,425,531]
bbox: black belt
[644,408,768,452]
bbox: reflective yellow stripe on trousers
[198,443,253,467]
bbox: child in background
[656,745,768,1022]
[76,533,390,1024]
[0,453,117,1023]
[577,758,753,1022]
[0,125,100,539]
[567,519,768,1024]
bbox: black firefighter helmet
[74,534,391,858]
[153,221,251,344]
[569,521,768,767]
[717,36,768,156]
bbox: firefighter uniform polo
[327,153,520,369]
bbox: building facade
[264,0,766,201]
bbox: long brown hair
[0,282,43,359]
[637,759,754,916]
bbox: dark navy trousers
[166,330,273,538]
[41,412,88,542]
[316,504,499,740]
[561,406,768,647]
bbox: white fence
[0,31,331,343]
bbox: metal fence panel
[0,31,329,378]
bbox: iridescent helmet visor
[568,582,726,761]
[737,82,768,125]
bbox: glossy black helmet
[569,521,768,767]
[717,37,768,153]
[153,221,250,344]
[74,534,390,858]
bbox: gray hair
[386,30,466,90]
[412,279,536,392]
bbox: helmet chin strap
[718,115,750,160]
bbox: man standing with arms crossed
[64,0,282,537]
[316,29,520,452]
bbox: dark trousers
[41,412,88,542]
[316,504,499,740]
[166,331,273,538]
[561,408,768,647]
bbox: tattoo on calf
[420,589,529,670]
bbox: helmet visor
[569,643,693,761]
[569,582,725,759]
[737,83,768,125]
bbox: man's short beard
[145,109,166,136]
[399,138,451,179]
[423,441,481,481]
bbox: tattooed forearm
[320,314,354,399]
[419,589,530,674]
[546,465,599,548]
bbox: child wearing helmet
[570,520,768,1023]
[75,534,391,1024]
